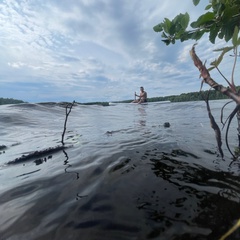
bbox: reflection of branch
[63,149,79,179]
[62,150,88,201]
[200,91,223,158]
[224,105,240,159]
[61,101,75,145]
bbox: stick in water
[61,101,75,145]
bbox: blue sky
[0,0,237,103]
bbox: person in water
[132,86,147,103]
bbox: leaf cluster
[153,0,240,45]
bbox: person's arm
[143,92,147,99]
[137,92,144,99]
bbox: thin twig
[61,101,75,145]
[219,219,240,240]
[215,66,232,89]
[231,46,238,92]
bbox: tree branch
[61,101,75,145]
[190,44,240,104]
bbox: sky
[0,0,237,103]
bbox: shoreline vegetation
[0,97,25,105]
[0,88,232,106]
[68,88,230,106]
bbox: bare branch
[190,44,240,104]
[61,101,75,145]
[215,66,232,89]
[231,46,238,92]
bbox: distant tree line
[118,88,235,104]
[2,87,237,106]
[148,89,229,103]
[81,101,110,106]
[0,98,25,105]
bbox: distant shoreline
[0,87,231,106]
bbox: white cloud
[0,0,235,103]
[7,62,25,68]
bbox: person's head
[140,86,144,91]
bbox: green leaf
[161,32,168,38]
[153,24,163,32]
[208,66,216,72]
[153,0,240,45]
[180,12,190,30]
[189,30,205,41]
[213,46,234,52]
[232,26,239,46]
[179,32,192,42]
[190,12,215,28]
[221,22,235,42]
[209,25,219,44]
[192,0,200,6]
[168,13,190,38]
[220,5,239,42]
[162,39,171,45]
[162,18,172,34]
[210,46,234,67]
[205,4,212,10]
[218,31,224,39]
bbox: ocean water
[0,100,240,240]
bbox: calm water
[0,100,240,240]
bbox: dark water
[0,100,240,240]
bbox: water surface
[0,100,240,240]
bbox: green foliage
[153,12,190,45]
[82,101,110,106]
[116,88,237,104]
[154,0,240,160]
[0,97,25,105]
[153,0,240,45]
[147,89,228,103]
[193,0,200,6]
[208,46,234,71]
